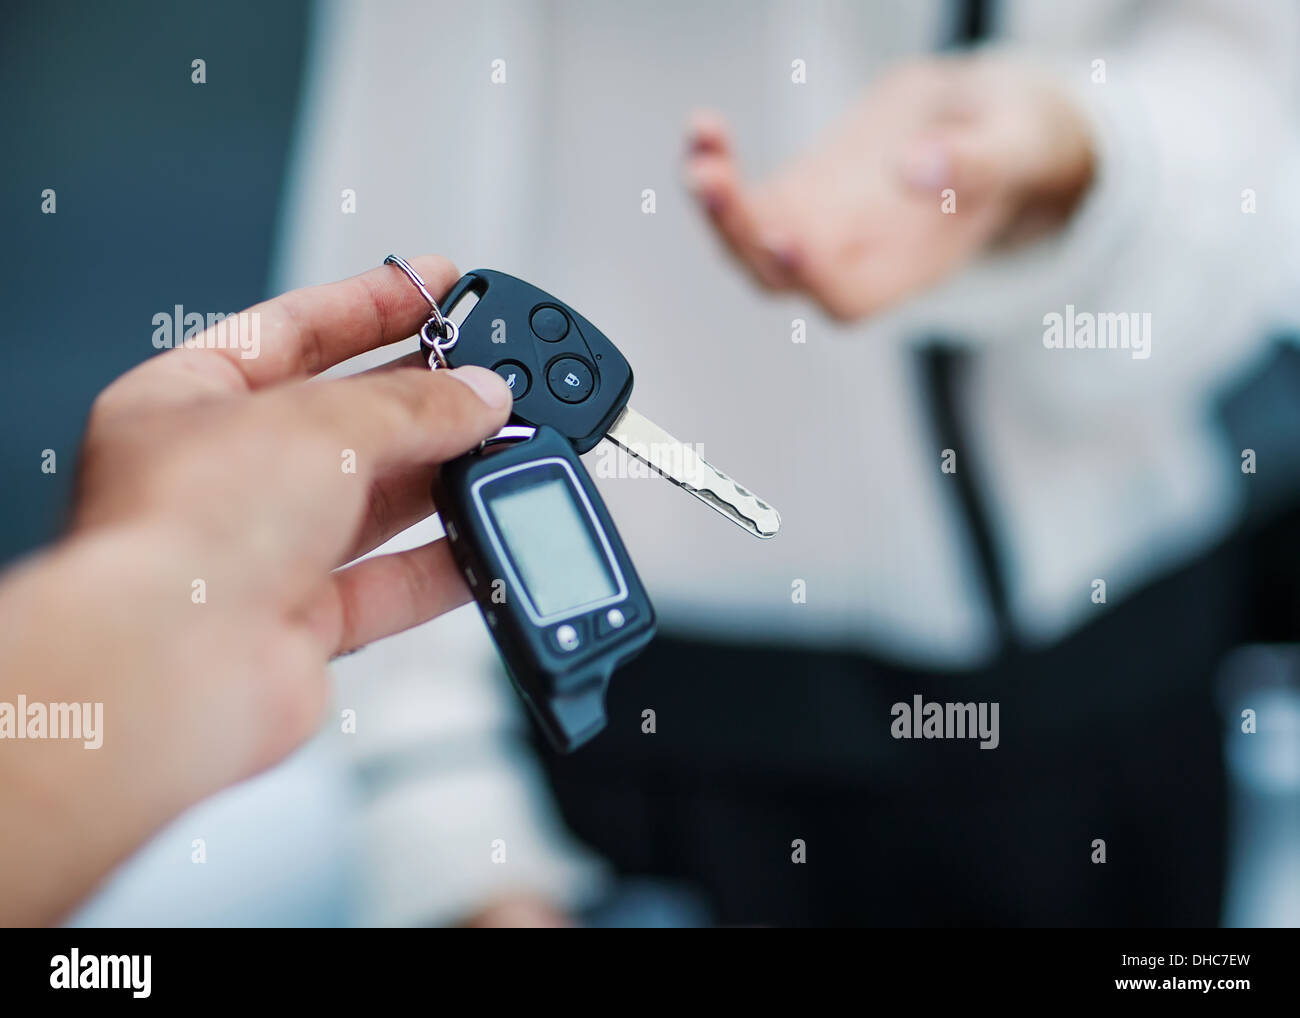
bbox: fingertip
[447,365,512,411]
[686,109,730,154]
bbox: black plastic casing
[434,426,656,752]
[440,269,634,454]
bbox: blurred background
[2,0,1299,927]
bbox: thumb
[288,364,513,477]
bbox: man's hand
[686,56,1094,320]
[74,255,511,660]
[0,256,510,924]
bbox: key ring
[384,254,459,369]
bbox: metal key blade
[604,406,781,539]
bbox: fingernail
[901,144,951,191]
[688,131,726,156]
[448,365,511,409]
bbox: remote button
[530,306,569,342]
[492,360,531,398]
[554,623,581,652]
[547,357,594,404]
[596,604,635,637]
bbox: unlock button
[546,357,594,404]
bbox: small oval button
[530,306,570,342]
[554,623,581,652]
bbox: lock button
[546,357,594,404]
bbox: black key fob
[440,270,633,454]
[434,425,657,752]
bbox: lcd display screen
[487,474,618,618]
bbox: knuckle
[276,292,327,376]
[817,284,865,322]
[87,383,129,430]
[365,478,393,539]
[264,631,328,745]
[396,547,437,614]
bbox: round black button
[546,357,594,403]
[530,306,569,342]
[492,361,530,398]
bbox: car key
[402,261,781,540]
[382,255,769,751]
[434,424,657,752]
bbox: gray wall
[0,0,309,563]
